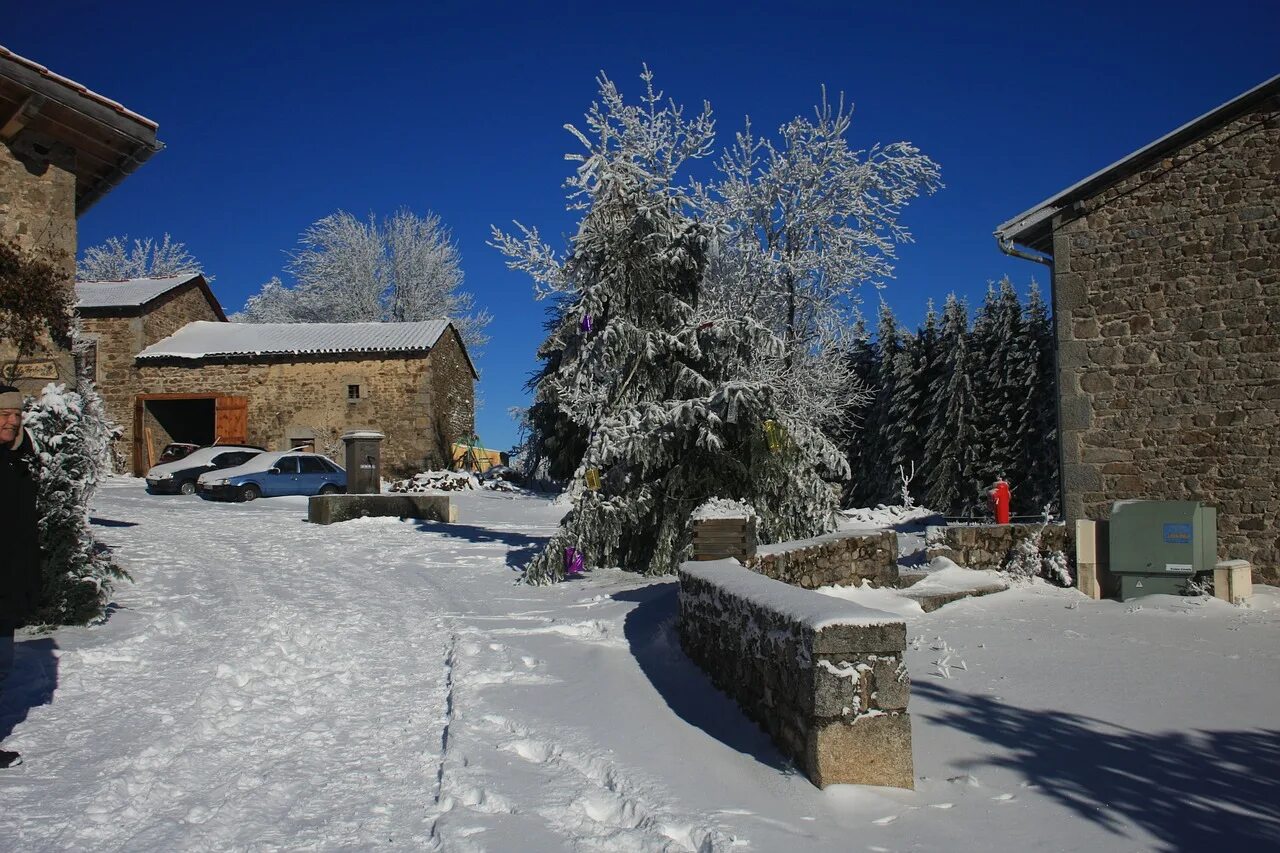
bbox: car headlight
[204,478,228,487]
[154,472,172,480]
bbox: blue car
[197,451,346,501]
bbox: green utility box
[1108,500,1217,599]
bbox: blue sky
[8,2,1277,452]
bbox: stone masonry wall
[0,142,77,394]
[745,529,898,589]
[678,559,913,789]
[80,282,224,461]
[926,523,1069,570]
[137,351,472,477]
[426,326,476,461]
[1051,106,1280,581]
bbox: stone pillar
[1075,519,1112,600]
[342,430,384,494]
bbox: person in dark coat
[0,385,41,769]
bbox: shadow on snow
[913,680,1280,853]
[615,581,794,776]
[409,519,548,572]
[0,636,59,743]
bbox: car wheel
[319,484,340,496]
[241,484,261,502]
[179,480,197,496]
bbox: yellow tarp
[452,442,503,471]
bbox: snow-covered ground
[2,480,1278,851]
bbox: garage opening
[133,394,249,474]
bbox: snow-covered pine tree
[886,300,940,505]
[841,312,881,507]
[1017,282,1059,514]
[494,69,847,581]
[924,295,982,515]
[23,383,129,624]
[862,300,904,504]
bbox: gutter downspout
[996,235,1052,266]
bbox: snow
[144,444,261,478]
[682,559,906,629]
[136,319,452,360]
[75,274,201,308]
[3,482,1278,851]
[690,498,756,521]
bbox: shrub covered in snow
[24,383,129,625]
[1002,524,1072,587]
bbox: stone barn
[132,319,477,477]
[995,74,1279,581]
[76,272,225,460]
[0,45,161,391]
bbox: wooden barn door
[214,396,249,445]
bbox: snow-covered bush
[24,383,129,625]
[1002,525,1072,587]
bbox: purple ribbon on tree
[580,314,593,333]
[564,547,585,577]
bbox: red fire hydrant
[989,476,1012,524]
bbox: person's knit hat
[0,385,24,410]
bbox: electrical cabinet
[1108,501,1217,599]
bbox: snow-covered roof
[995,73,1280,255]
[76,274,204,309]
[137,319,455,361]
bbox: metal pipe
[996,235,1052,266]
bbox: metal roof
[76,273,202,308]
[995,73,1280,255]
[137,319,455,360]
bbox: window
[273,457,300,474]
[347,384,361,401]
[298,456,328,474]
[289,437,315,453]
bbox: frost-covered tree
[494,68,846,581]
[235,209,491,353]
[970,278,1025,488]
[23,383,129,625]
[924,295,982,515]
[77,234,202,281]
[840,312,880,507]
[1015,282,1058,514]
[888,299,940,504]
[695,93,939,435]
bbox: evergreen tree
[1017,282,1059,514]
[861,300,903,504]
[494,69,846,581]
[841,312,880,507]
[924,295,982,515]
[23,383,129,624]
[887,300,940,504]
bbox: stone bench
[678,558,913,789]
[308,493,455,525]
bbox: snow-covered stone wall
[927,523,1068,570]
[744,529,898,589]
[677,559,913,789]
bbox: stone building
[76,273,226,463]
[0,45,161,392]
[995,75,1279,580]
[131,319,477,477]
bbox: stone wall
[0,142,77,394]
[678,559,912,789]
[426,326,476,459]
[1051,105,1280,580]
[137,351,472,477]
[927,523,1069,570]
[80,282,224,460]
[745,529,898,588]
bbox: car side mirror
[268,467,281,475]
